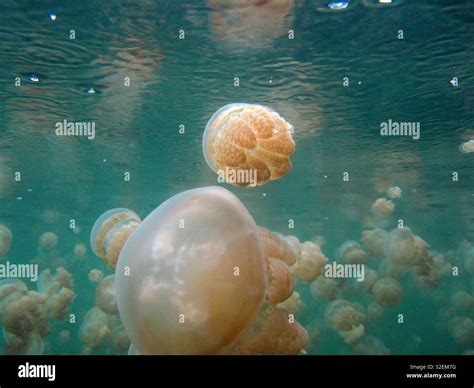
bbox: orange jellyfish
[90,208,141,268]
[372,277,403,308]
[202,104,295,186]
[97,186,307,354]
[337,241,368,265]
[361,228,388,258]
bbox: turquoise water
[0,0,473,355]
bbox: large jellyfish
[93,186,308,354]
[202,104,295,186]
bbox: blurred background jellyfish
[372,277,403,308]
[324,300,367,345]
[0,225,12,259]
[202,103,295,187]
[79,307,114,351]
[207,0,294,48]
[386,186,402,199]
[96,275,118,315]
[74,243,87,258]
[88,269,105,284]
[310,275,339,301]
[448,317,474,348]
[337,241,368,265]
[39,232,59,252]
[451,291,474,312]
[352,335,391,355]
[361,228,388,259]
[367,301,384,323]
[97,186,308,354]
[370,198,395,220]
[90,208,141,269]
[384,227,417,266]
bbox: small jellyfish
[96,275,118,315]
[291,241,328,282]
[113,186,307,354]
[79,307,114,349]
[459,140,474,154]
[108,326,131,353]
[202,104,295,186]
[324,300,367,345]
[90,208,141,268]
[276,291,305,317]
[88,269,104,283]
[448,317,474,347]
[384,227,416,266]
[386,186,402,199]
[46,286,74,320]
[370,198,394,219]
[0,225,12,259]
[39,232,58,251]
[337,241,368,265]
[74,243,87,257]
[367,301,384,322]
[372,277,403,308]
[451,291,474,312]
[58,330,70,344]
[361,228,388,258]
[464,248,474,275]
[310,276,339,301]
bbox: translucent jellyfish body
[39,232,58,251]
[202,104,295,186]
[0,225,12,259]
[291,241,327,282]
[384,227,416,266]
[372,277,403,308]
[90,208,141,268]
[448,317,474,347]
[337,241,368,265]
[324,300,367,345]
[114,186,307,354]
[370,198,394,219]
[361,228,388,258]
[96,275,118,315]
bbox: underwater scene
[0,0,473,357]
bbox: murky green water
[0,0,473,355]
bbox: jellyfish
[384,227,416,266]
[337,241,368,265]
[276,291,305,317]
[451,291,474,312]
[58,330,70,344]
[324,300,367,345]
[0,279,28,319]
[370,198,394,219]
[46,287,74,320]
[96,275,118,315]
[108,326,131,353]
[4,331,45,355]
[79,307,115,349]
[352,335,391,355]
[354,268,378,294]
[464,248,474,275]
[74,243,87,257]
[459,139,474,154]
[0,225,12,259]
[90,208,141,268]
[310,275,339,301]
[107,186,307,354]
[448,317,474,347]
[88,269,105,283]
[39,232,58,251]
[413,252,451,290]
[372,277,403,308]
[202,104,295,187]
[37,267,73,296]
[361,228,388,258]
[367,301,384,322]
[291,241,327,283]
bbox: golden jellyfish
[337,241,368,265]
[96,275,118,315]
[202,104,295,187]
[90,208,141,269]
[291,241,327,283]
[370,198,394,219]
[4,331,45,355]
[384,227,416,266]
[310,276,339,301]
[324,300,367,344]
[74,243,87,257]
[459,139,474,154]
[354,268,378,294]
[448,317,474,347]
[108,326,131,353]
[88,269,104,283]
[0,279,28,319]
[378,258,408,279]
[451,291,474,312]
[372,277,403,308]
[0,225,12,259]
[276,291,305,317]
[361,228,388,258]
[353,335,391,355]
[109,186,307,354]
[386,186,402,199]
[79,307,114,349]
[39,232,58,251]
[367,301,384,322]
[413,253,451,291]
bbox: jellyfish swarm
[202,104,295,187]
[113,186,307,354]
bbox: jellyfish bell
[202,103,295,187]
[96,275,118,315]
[115,186,307,355]
[451,291,474,312]
[0,225,12,259]
[310,275,338,301]
[384,227,416,266]
[39,232,58,251]
[337,241,368,265]
[88,269,104,283]
[361,228,388,259]
[291,241,327,282]
[448,317,474,347]
[372,277,403,308]
[74,243,87,257]
[370,198,394,219]
[90,208,141,268]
